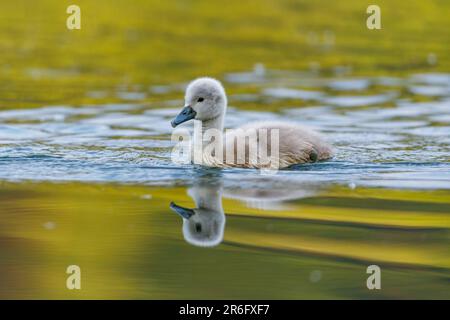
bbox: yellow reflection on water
[0,182,448,299]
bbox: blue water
[0,69,449,190]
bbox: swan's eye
[197,97,204,102]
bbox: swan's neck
[197,114,225,153]
[192,110,227,166]
[201,114,225,134]
[191,187,223,212]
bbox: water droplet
[309,270,322,283]
[43,221,56,230]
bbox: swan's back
[223,121,333,168]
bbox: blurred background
[0,0,449,299]
[0,0,449,107]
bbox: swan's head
[170,202,225,247]
[171,77,227,127]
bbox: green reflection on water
[0,182,448,299]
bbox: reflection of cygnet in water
[170,183,225,247]
[224,187,316,210]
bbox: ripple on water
[262,87,324,100]
[327,78,371,91]
[0,71,449,190]
[408,85,450,97]
[321,92,397,107]
[410,73,450,86]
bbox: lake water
[0,68,449,299]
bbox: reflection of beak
[171,106,197,128]
[170,201,195,219]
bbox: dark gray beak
[171,106,197,128]
[170,201,195,219]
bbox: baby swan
[171,77,333,169]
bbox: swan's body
[171,77,333,169]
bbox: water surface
[0,69,449,299]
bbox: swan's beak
[171,106,197,127]
[170,201,195,220]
